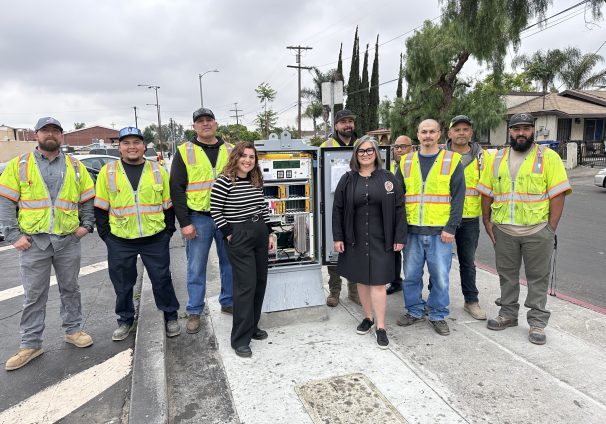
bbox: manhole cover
[295,373,408,424]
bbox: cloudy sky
[1,0,604,133]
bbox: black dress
[337,173,396,285]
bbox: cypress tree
[396,53,403,99]
[359,43,370,136]
[345,27,360,116]
[368,35,380,132]
[335,43,344,112]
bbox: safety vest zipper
[419,181,426,226]
[134,191,144,237]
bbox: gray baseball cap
[509,112,534,127]
[34,117,63,132]
[335,109,356,123]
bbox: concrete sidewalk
[133,242,606,423]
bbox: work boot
[64,331,93,348]
[487,315,518,331]
[397,313,426,327]
[112,323,134,341]
[429,320,450,336]
[347,282,361,305]
[186,314,201,334]
[5,348,44,371]
[326,275,342,307]
[529,326,547,345]
[166,320,181,338]
[464,302,487,320]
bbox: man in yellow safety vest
[0,117,95,371]
[321,109,360,306]
[95,127,181,341]
[477,112,572,345]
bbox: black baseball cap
[449,115,473,128]
[335,109,356,123]
[509,112,534,127]
[193,107,216,122]
[34,117,63,132]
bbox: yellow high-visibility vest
[94,160,172,239]
[0,153,95,235]
[320,137,339,148]
[400,150,461,227]
[177,141,233,212]
[477,145,572,225]
[459,150,490,218]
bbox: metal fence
[574,141,606,167]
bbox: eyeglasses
[357,148,376,156]
[393,145,412,150]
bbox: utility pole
[138,84,163,157]
[230,102,242,125]
[169,118,176,154]
[287,45,312,136]
[133,106,138,128]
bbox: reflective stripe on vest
[493,146,545,178]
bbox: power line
[287,45,313,135]
[229,102,242,125]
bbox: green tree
[345,27,360,114]
[558,48,606,90]
[217,124,261,143]
[335,43,345,111]
[512,49,567,93]
[303,67,338,138]
[255,110,278,138]
[358,43,370,135]
[378,97,392,129]
[303,101,324,137]
[184,129,196,141]
[255,82,277,138]
[143,127,155,145]
[396,53,403,98]
[74,122,85,130]
[368,35,380,132]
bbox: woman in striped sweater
[210,141,275,358]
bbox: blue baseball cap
[118,127,144,141]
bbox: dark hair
[221,141,264,188]
[349,136,383,171]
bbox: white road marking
[0,260,108,303]
[0,245,14,252]
[0,349,132,424]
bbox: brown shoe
[64,331,93,348]
[347,283,361,306]
[464,302,487,320]
[487,315,518,331]
[186,314,201,334]
[326,291,340,307]
[529,326,547,345]
[5,348,44,371]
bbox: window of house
[584,118,605,141]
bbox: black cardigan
[332,169,407,250]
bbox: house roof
[63,125,118,134]
[507,92,606,118]
[559,89,606,106]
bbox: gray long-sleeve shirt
[0,149,94,250]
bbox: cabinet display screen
[273,160,300,169]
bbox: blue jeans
[403,233,453,321]
[455,218,480,303]
[186,213,233,315]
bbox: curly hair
[220,141,264,188]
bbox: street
[475,166,606,310]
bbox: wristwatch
[83,224,94,234]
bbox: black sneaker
[356,317,374,335]
[221,305,233,315]
[376,328,389,349]
[429,319,450,336]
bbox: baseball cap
[449,115,473,128]
[335,109,356,123]
[118,127,144,141]
[193,107,216,122]
[509,112,534,127]
[34,117,63,132]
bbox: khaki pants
[494,225,555,328]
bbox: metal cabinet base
[261,263,325,313]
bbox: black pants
[106,233,180,325]
[225,220,269,349]
[455,218,480,303]
[393,250,403,283]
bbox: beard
[38,138,61,152]
[337,128,353,139]
[509,134,534,152]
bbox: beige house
[489,90,606,145]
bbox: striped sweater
[210,174,271,237]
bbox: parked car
[76,154,118,171]
[594,168,606,188]
[89,147,120,158]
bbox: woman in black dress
[332,136,407,348]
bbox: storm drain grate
[295,373,408,424]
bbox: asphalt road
[474,169,606,310]
[0,234,133,423]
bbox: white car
[76,154,118,171]
[595,168,606,188]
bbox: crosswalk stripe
[0,348,132,423]
[0,260,108,303]
[0,245,14,252]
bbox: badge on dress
[384,181,394,192]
